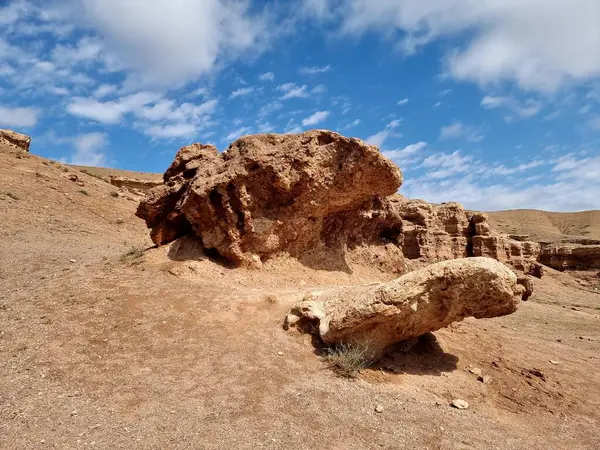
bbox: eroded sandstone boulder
[0,129,31,152]
[137,131,402,266]
[285,257,524,358]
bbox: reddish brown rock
[137,130,403,266]
[0,129,31,152]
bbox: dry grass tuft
[324,341,374,379]
[119,245,146,263]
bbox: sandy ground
[1,145,599,449]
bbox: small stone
[478,375,492,384]
[451,399,469,410]
[549,360,560,365]
[70,259,76,263]
[277,351,284,356]
[71,410,78,416]
[468,367,482,376]
[374,404,384,413]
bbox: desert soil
[1,144,599,449]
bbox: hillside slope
[488,209,600,242]
[1,144,599,450]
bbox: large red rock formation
[137,130,541,273]
[137,131,402,266]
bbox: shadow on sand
[373,333,458,376]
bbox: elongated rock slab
[286,257,525,358]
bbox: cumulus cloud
[305,0,600,92]
[66,92,162,124]
[0,105,39,128]
[70,132,108,166]
[302,110,330,126]
[59,0,271,86]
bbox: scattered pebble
[277,351,284,356]
[468,367,482,376]
[374,404,384,413]
[478,375,492,384]
[550,360,560,365]
[70,259,76,263]
[451,399,469,410]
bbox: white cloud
[56,0,270,86]
[386,119,402,129]
[306,0,600,92]
[439,121,484,142]
[433,101,442,108]
[383,141,427,166]
[277,83,310,100]
[70,132,108,166]
[397,98,409,105]
[302,110,330,126]
[366,130,391,148]
[145,123,197,139]
[344,119,361,129]
[225,126,252,141]
[299,65,331,75]
[258,101,283,118]
[0,105,39,128]
[420,150,473,179]
[259,71,274,81]
[66,92,161,124]
[229,87,255,99]
[365,118,403,148]
[481,95,541,118]
[403,154,600,211]
[93,84,118,98]
[51,37,103,66]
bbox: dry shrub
[324,341,374,378]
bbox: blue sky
[1,0,600,211]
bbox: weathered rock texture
[108,176,163,193]
[286,257,524,358]
[0,129,31,152]
[137,131,402,266]
[137,130,543,272]
[539,243,600,270]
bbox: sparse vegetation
[120,245,146,263]
[264,294,277,305]
[324,341,374,378]
[78,189,90,196]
